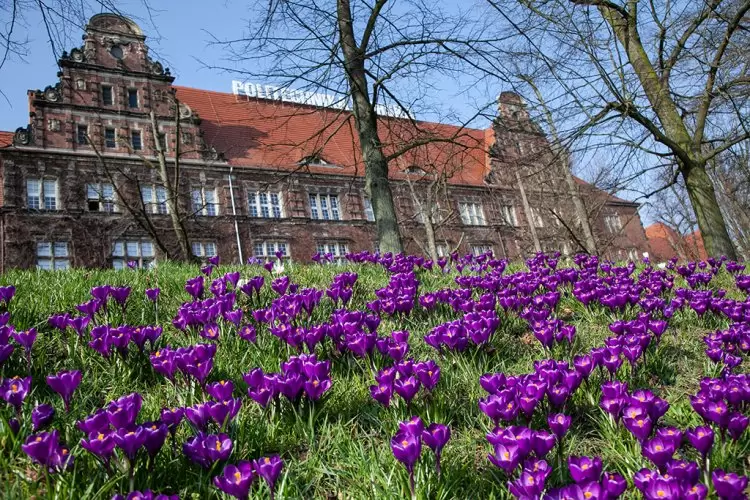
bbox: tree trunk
[516,170,541,253]
[151,109,192,261]
[682,162,737,259]
[337,0,403,254]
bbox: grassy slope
[0,261,746,499]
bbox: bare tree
[215,0,495,254]
[474,0,750,259]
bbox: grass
[0,259,747,499]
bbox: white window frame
[471,244,493,257]
[605,214,623,233]
[248,191,283,218]
[141,185,169,215]
[436,243,449,258]
[253,241,290,260]
[192,187,219,216]
[192,241,218,258]
[501,205,518,226]
[530,207,545,228]
[27,178,58,211]
[112,239,155,269]
[363,197,375,221]
[87,183,117,213]
[37,241,70,270]
[458,202,486,226]
[316,241,349,262]
[309,193,341,220]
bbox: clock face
[110,45,124,60]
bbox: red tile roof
[645,222,707,262]
[175,86,638,206]
[0,131,13,148]
[175,86,489,186]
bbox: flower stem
[409,468,415,500]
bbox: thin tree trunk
[151,109,192,261]
[516,170,541,253]
[337,0,403,254]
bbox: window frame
[458,201,486,226]
[470,244,494,257]
[112,239,155,269]
[36,241,70,270]
[127,88,139,109]
[363,197,375,222]
[308,193,341,220]
[87,182,117,213]
[77,124,88,146]
[191,187,220,217]
[102,85,113,106]
[500,205,518,226]
[191,241,218,259]
[26,178,59,211]
[604,214,623,233]
[141,184,169,215]
[252,240,290,260]
[316,240,350,262]
[104,128,116,149]
[529,207,545,228]
[247,190,283,219]
[131,130,142,151]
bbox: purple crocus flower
[422,423,450,476]
[712,470,749,499]
[727,412,749,440]
[601,471,627,498]
[1,376,31,412]
[568,455,602,483]
[394,376,420,404]
[145,288,160,302]
[77,409,110,434]
[32,404,55,431]
[46,370,82,412]
[207,399,243,428]
[547,413,571,441]
[214,460,255,500]
[0,342,14,366]
[488,443,520,475]
[80,430,117,464]
[641,437,675,471]
[391,431,421,497]
[370,383,393,407]
[206,380,235,402]
[255,455,284,500]
[114,426,147,462]
[686,426,714,459]
[0,285,16,305]
[141,422,169,459]
[645,477,681,500]
[107,393,143,430]
[22,429,72,472]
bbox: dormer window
[299,154,338,168]
[404,165,425,175]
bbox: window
[309,193,340,220]
[181,132,194,145]
[253,241,289,260]
[37,242,70,270]
[562,241,572,256]
[248,191,282,218]
[131,131,142,151]
[102,86,113,106]
[112,239,155,269]
[299,155,338,168]
[87,183,116,212]
[105,128,116,148]
[128,89,138,108]
[459,202,486,226]
[192,188,219,216]
[157,133,167,152]
[627,248,639,261]
[77,125,88,145]
[471,244,493,257]
[530,207,544,228]
[316,241,349,262]
[192,241,217,258]
[47,119,60,131]
[417,202,445,225]
[436,244,449,258]
[364,197,375,222]
[605,214,623,233]
[27,179,58,210]
[141,185,169,214]
[500,205,518,226]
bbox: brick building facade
[0,14,650,271]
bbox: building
[645,223,707,263]
[0,14,650,271]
